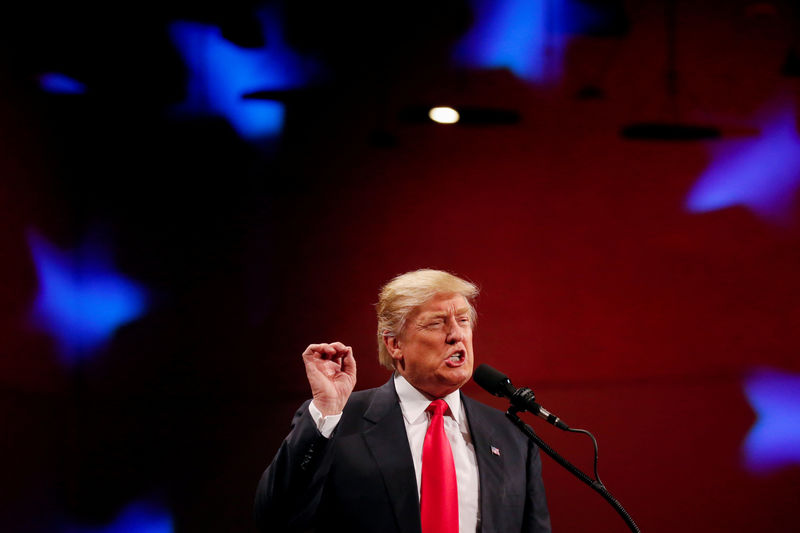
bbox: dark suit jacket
[254,378,551,533]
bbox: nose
[445,315,466,344]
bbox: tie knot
[427,399,449,417]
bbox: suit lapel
[462,394,505,533]
[362,379,422,533]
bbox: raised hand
[302,342,357,416]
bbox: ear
[383,334,403,363]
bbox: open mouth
[445,350,466,367]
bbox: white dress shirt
[310,374,481,532]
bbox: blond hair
[376,269,479,370]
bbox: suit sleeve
[253,400,336,532]
[523,439,552,533]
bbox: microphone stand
[505,406,641,533]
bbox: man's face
[390,293,475,398]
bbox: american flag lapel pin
[490,445,501,456]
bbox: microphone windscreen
[473,364,513,397]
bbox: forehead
[415,293,470,315]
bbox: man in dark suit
[255,269,551,532]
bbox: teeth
[449,354,462,361]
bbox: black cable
[506,408,640,533]
[565,426,603,487]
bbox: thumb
[341,347,357,377]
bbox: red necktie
[420,399,459,533]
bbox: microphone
[473,364,569,430]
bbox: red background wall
[2,1,799,531]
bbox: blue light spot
[28,231,148,365]
[63,500,173,533]
[453,0,569,82]
[169,6,319,140]
[742,368,800,473]
[686,104,800,225]
[38,72,87,94]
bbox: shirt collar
[394,373,462,425]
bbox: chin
[441,368,473,389]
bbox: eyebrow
[421,307,471,319]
